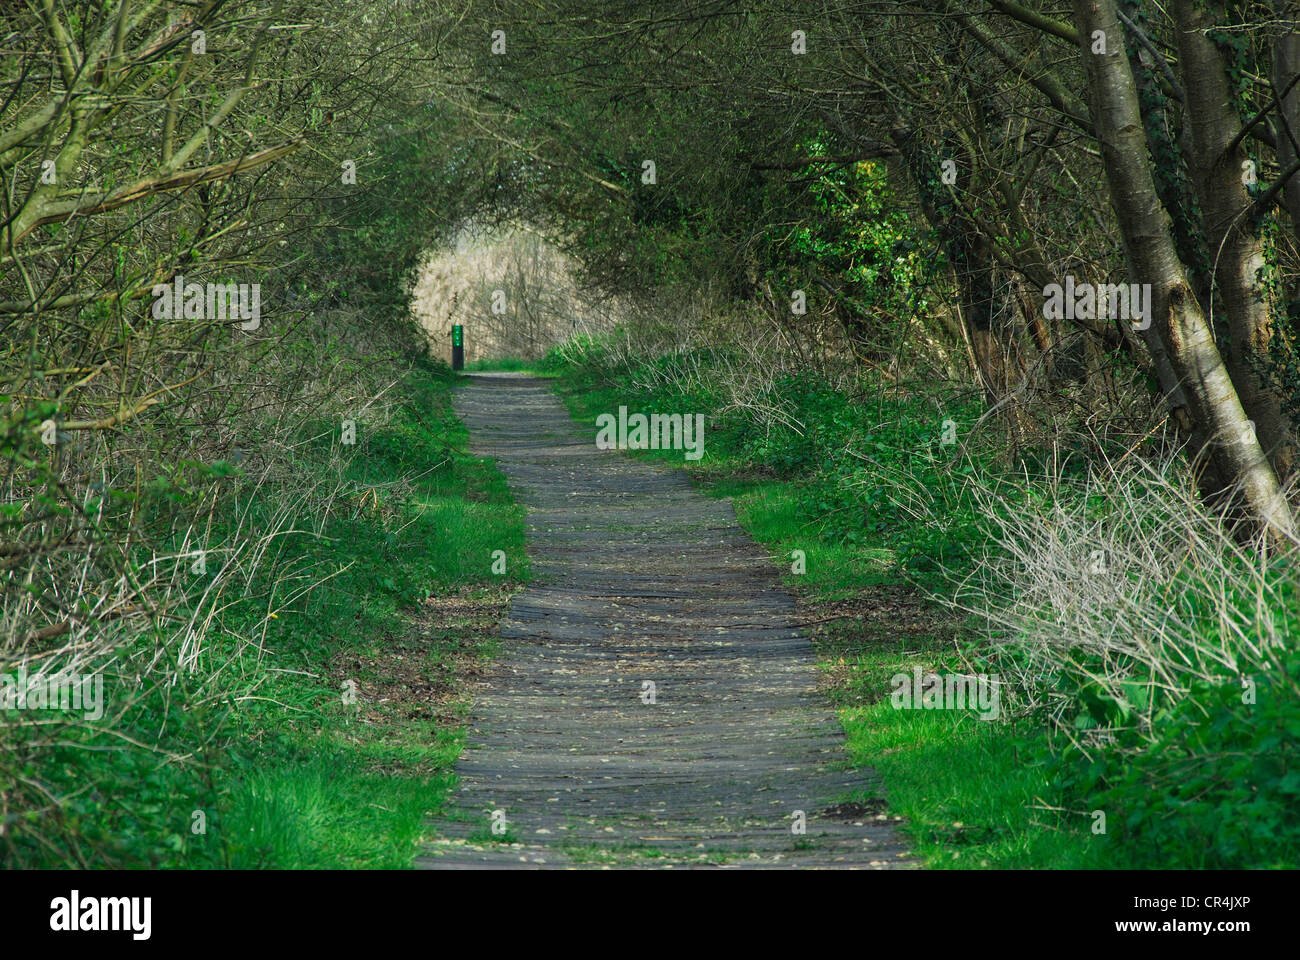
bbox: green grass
[462,355,559,374]
[218,751,452,869]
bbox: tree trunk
[890,124,1007,404]
[1174,0,1298,481]
[1072,0,1295,538]
[961,232,1006,405]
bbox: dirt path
[420,373,916,869]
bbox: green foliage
[773,154,936,353]
[3,361,525,868]
[1055,650,1300,869]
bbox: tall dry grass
[409,225,620,362]
[948,448,1299,740]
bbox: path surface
[420,373,916,869]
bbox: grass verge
[207,361,527,868]
[4,358,525,868]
